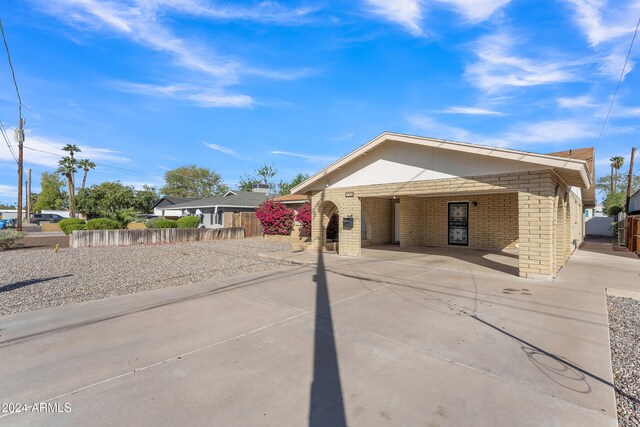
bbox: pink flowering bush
[295,203,312,236]
[255,200,295,235]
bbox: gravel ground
[607,295,640,427]
[0,238,291,316]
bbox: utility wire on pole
[0,19,25,230]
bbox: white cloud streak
[0,132,129,167]
[204,142,239,157]
[270,150,338,162]
[441,106,504,116]
[435,0,510,22]
[563,0,640,46]
[37,0,317,107]
[465,32,577,92]
[114,82,253,108]
[364,0,425,35]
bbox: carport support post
[338,197,361,256]
[517,191,555,280]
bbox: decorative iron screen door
[448,202,469,246]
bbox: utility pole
[15,118,24,231]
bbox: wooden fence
[71,227,245,248]
[228,212,263,238]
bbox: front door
[448,202,469,246]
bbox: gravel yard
[0,238,291,316]
[608,295,640,427]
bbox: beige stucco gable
[292,132,592,194]
[321,142,550,190]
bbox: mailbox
[342,215,353,230]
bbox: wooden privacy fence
[229,212,263,238]
[71,227,245,248]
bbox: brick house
[291,132,595,280]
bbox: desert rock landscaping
[0,238,289,315]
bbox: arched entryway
[318,200,339,253]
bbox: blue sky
[0,0,639,204]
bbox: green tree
[75,181,137,218]
[57,144,81,217]
[0,203,16,209]
[238,164,278,192]
[33,172,67,212]
[161,165,228,198]
[77,159,96,190]
[134,185,160,213]
[604,191,626,216]
[277,173,309,195]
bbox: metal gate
[448,202,469,246]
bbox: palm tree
[58,144,81,218]
[57,158,78,217]
[78,159,96,190]
[610,156,625,194]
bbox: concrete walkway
[1,240,637,426]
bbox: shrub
[155,219,178,228]
[145,217,163,229]
[177,216,201,228]
[86,218,120,230]
[255,200,295,235]
[295,203,312,236]
[0,229,24,250]
[59,218,87,235]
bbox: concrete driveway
[1,240,635,426]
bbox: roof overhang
[291,132,593,194]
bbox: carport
[291,132,594,280]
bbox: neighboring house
[584,204,606,218]
[152,197,197,218]
[291,132,595,280]
[168,190,269,229]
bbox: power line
[22,144,187,183]
[595,16,640,149]
[0,120,17,163]
[0,19,22,120]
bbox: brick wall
[421,193,518,249]
[361,197,393,244]
[399,196,422,247]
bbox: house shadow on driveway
[362,244,520,278]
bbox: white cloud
[204,142,239,157]
[407,115,631,148]
[503,119,599,144]
[363,0,509,34]
[563,0,640,46]
[407,115,473,141]
[0,132,129,167]
[599,52,635,80]
[465,32,576,92]
[113,82,253,108]
[37,0,317,106]
[436,0,510,22]
[363,0,425,35]
[270,150,337,162]
[557,95,597,108]
[441,106,504,115]
[0,184,17,198]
